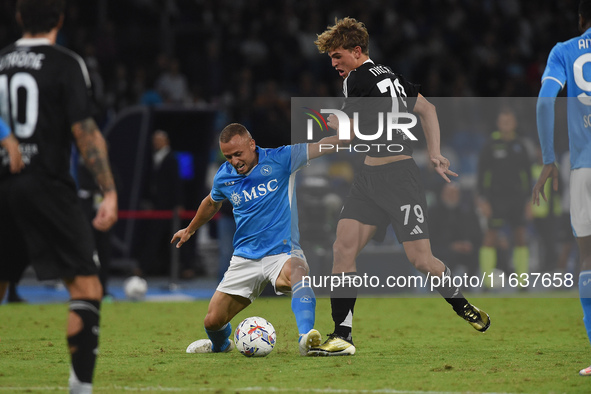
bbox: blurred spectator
[477,109,533,287]
[137,130,184,277]
[429,183,483,278]
[155,57,190,104]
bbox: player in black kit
[311,17,490,356]
[0,1,118,392]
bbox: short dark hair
[581,0,591,20]
[17,0,65,35]
[219,123,252,143]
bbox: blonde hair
[314,17,369,55]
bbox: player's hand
[430,154,458,183]
[327,114,339,130]
[1,135,25,173]
[171,228,195,248]
[93,190,118,231]
[532,163,559,206]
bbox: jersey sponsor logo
[230,179,279,206]
[230,191,242,206]
[260,165,272,176]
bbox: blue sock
[579,271,591,346]
[291,280,316,335]
[205,323,232,352]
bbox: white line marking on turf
[0,387,518,394]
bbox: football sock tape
[436,266,468,313]
[330,272,359,339]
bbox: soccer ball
[234,316,276,357]
[123,276,148,301]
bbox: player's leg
[188,255,267,354]
[330,218,375,336]
[568,169,591,376]
[194,291,250,353]
[479,228,498,287]
[578,235,591,376]
[310,219,376,356]
[513,225,529,287]
[274,254,320,355]
[64,275,103,394]
[403,238,490,332]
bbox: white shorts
[570,168,591,237]
[216,250,307,302]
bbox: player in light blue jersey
[533,0,591,377]
[171,122,347,356]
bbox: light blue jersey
[0,117,9,141]
[539,27,591,169]
[211,144,309,259]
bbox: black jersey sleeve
[60,50,93,125]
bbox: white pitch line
[0,387,519,394]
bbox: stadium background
[0,0,580,298]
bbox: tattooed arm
[72,117,118,231]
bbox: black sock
[330,273,359,340]
[68,299,100,384]
[434,266,468,313]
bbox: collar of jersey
[16,38,52,47]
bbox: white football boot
[298,329,322,356]
[186,339,234,354]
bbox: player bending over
[172,122,347,356]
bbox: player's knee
[67,276,103,301]
[290,259,309,276]
[407,252,435,274]
[333,239,356,265]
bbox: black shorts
[340,159,429,243]
[0,173,98,281]
[488,198,526,229]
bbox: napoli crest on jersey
[230,191,242,207]
[260,165,273,176]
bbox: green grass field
[1,294,590,393]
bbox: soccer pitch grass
[1,294,590,393]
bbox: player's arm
[0,134,24,174]
[413,94,458,182]
[532,79,562,206]
[72,117,118,231]
[0,117,24,173]
[307,114,354,159]
[171,194,223,248]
